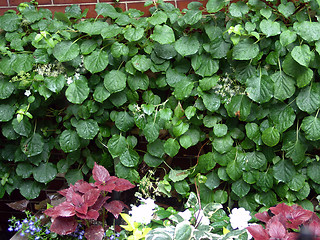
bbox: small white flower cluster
[75,55,84,73]
[229,208,253,239]
[178,209,210,226]
[24,90,31,97]
[213,74,246,104]
[66,72,81,85]
[129,198,157,225]
[35,62,65,77]
[131,103,145,120]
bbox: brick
[53,0,97,4]
[0,7,16,15]
[80,4,97,18]
[9,0,51,6]
[126,2,151,16]
[0,0,8,7]
[176,0,207,11]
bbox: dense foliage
[1,0,320,214]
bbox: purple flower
[45,229,50,234]
[35,237,40,240]
[23,219,28,224]
[8,227,13,232]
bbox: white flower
[129,198,156,225]
[229,208,251,230]
[74,72,81,80]
[24,90,31,97]
[67,77,73,85]
[178,209,192,221]
[195,209,210,226]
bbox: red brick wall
[0,0,208,17]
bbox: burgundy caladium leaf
[247,225,270,240]
[92,162,110,183]
[74,180,95,193]
[91,196,110,211]
[270,203,293,217]
[114,178,135,192]
[266,216,287,239]
[255,211,272,223]
[287,209,314,229]
[308,220,320,237]
[84,188,101,207]
[104,200,128,219]
[50,216,78,235]
[84,225,105,240]
[44,202,76,218]
[76,209,100,220]
[58,188,69,197]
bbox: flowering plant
[44,163,135,240]
[247,203,320,240]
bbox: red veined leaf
[76,209,100,220]
[92,162,110,183]
[113,178,135,192]
[255,211,272,223]
[50,216,78,235]
[75,203,88,215]
[84,188,101,207]
[247,225,270,240]
[84,225,105,240]
[58,188,69,197]
[270,203,293,217]
[104,200,128,219]
[286,232,299,240]
[95,177,117,192]
[91,196,110,211]
[308,220,320,237]
[287,209,313,229]
[71,192,84,207]
[74,180,95,193]
[44,202,75,218]
[267,216,287,239]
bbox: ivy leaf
[173,121,189,137]
[259,19,281,37]
[246,151,267,170]
[104,70,127,94]
[280,30,297,47]
[199,90,220,112]
[164,138,180,157]
[33,162,57,184]
[191,54,219,77]
[226,161,242,180]
[147,139,165,158]
[120,149,140,167]
[301,115,320,141]
[273,159,296,183]
[101,25,122,38]
[174,221,192,240]
[75,119,99,139]
[261,127,280,147]
[225,95,252,121]
[213,134,233,154]
[278,2,295,18]
[245,123,262,145]
[196,152,216,173]
[255,191,277,207]
[148,11,167,25]
[183,9,202,25]
[246,74,273,103]
[144,153,163,167]
[270,104,295,133]
[19,180,42,200]
[95,3,119,18]
[107,135,127,158]
[174,36,200,57]
[0,79,14,99]
[111,42,129,58]
[84,50,109,73]
[12,118,32,137]
[206,0,225,13]
[21,133,44,157]
[53,41,80,62]
[143,122,160,143]
[16,163,33,178]
[271,71,295,101]
[128,73,149,91]
[59,130,80,153]
[0,104,15,122]
[93,84,110,103]
[174,80,194,100]
[131,55,152,72]
[65,78,90,104]
[282,130,307,165]
[256,172,273,192]
[229,2,249,18]
[0,13,21,32]
[115,111,135,132]
[12,54,34,73]
[293,21,320,42]
[44,75,65,93]
[232,39,259,60]
[296,83,320,114]
[232,179,250,198]
[151,25,175,44]
[169,169,189,182]
[307,161,320,184]
[291,45,312,67]
[179,135,193,149]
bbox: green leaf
[80,40,97,55]
[173,121,189,137]
[280,30,297,47]
[115,111,135,132]
[196,152,216,173]
[262,127,280,147]
[65,169,83,185]
[12,54,34,73]
[151,25,175,44]
[59,130,80,153]
[19,180,42,200]
[16,163,33,178]
[214,124,228,137]
[174,180,190,196]
[143,122,160,143]
[199,76,219,91]
[164,138,180,157]
[271,71,295,101]
[174,36,200,56]
[101,25,122,38]
[179,135,193,149]
[147,139,165,158]
[174,221,192,240]
[255,191,277,207]
[144,153,163,167]
[293,21,320,42]
[159,108,173,121]
[206,0,225,13]
[0,79,14,99]
[278,2,295,18]
[282,130,307,165]
[111,42,129,58]
[232,39,259,60]
[260,19,281,37]
[232,179,250,198]
[107,134,127,158]
[185,106,196,120]
[229,2,249,18]
[205,171,220,190]
[166,68,188,87]
[0,104,15,122]
[53,41,80,62]
[33,162,57,184]
[75,119,99,139]
[296,83,320,114]
[128,73,149,91]
[65,78,90,104]
[12,118,32,137]
[191,54,219,77]
[169,169,189,182]
[307,161,320,184]
[273,159,296,183]
[226,161,242,180]
[183,9,202,25]
[291,45,312,67]
[256,172,273,192]
[245,123,261,145]
[246,74,273,103]
[213,134,233,154]
[44,75,65,93]
[95,3,119,18]
[270,104,296,133]
[213,190,228,204]
[148,11,167,25]
[288,174,305,192]
[225,95,252,121]
[21,133,44,157]
[200,90,220,112]
[247,151,267,170]
[0,13,20,32]
[93,84,110,103]
[120,149,140,167]
[301,115,320,141]
[131,55,152,72]
[84,50,109,73]
[104,70,127,93]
